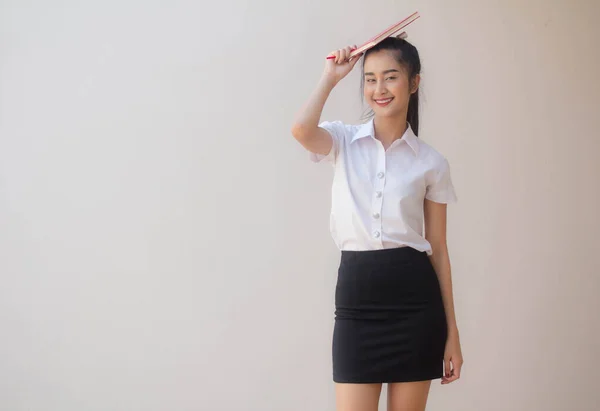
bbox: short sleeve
[425,157,458,204]
[308,120,345,164]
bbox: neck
[373,113,408,148]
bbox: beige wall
[1,0,599,410]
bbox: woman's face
[363,50,418,119]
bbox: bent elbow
[291,123,309,142]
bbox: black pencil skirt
[332,246,448,383]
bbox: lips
[374,97,393,107]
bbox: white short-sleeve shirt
[308,118,457,255]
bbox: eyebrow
[364,69,400,76]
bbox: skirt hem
[333,372,443,384]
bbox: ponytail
[407,88,419,136]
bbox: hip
[335,246,444,316]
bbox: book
[326,11,420,60]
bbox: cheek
[390,81,410,96]
[363,86,376,103]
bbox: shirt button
[375,191,382,198]
[377,172,385,179]
[373,231,381,238]
[373,212,380,219]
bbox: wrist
[447,326,460,339]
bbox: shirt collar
[351,118,419,155]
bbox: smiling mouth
[374,97,394,107]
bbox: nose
[375,81,387,95]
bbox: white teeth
[376,98,393,103]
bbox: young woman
[291,37,463,411]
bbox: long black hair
[360,36,422,136]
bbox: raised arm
[291,45,362,156]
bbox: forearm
[292,75,336,134]
[429,246,459,337]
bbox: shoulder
[415,138,451,170]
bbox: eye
[366,79,376,83]
[385,76,397,81]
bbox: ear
[410,74,421,94]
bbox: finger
[444,359,451,379]
[344,45,353,60]
[445,360,461,383]
[331,50,340,64]
[440,359,450,384]
[445,372,460,383]
[338,48,348,64]
[348,44,358,57]
[337,49,346,64]
[441,372,456,384]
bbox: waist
[340,245,427,266]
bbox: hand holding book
[322,45,363,86]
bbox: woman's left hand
[441,333,463,384]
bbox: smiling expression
[363,50,419,118]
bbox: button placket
[372,146,386,243]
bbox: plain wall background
[1,0,599,410]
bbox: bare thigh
[335,383,382,411]
[387,380,432,411]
